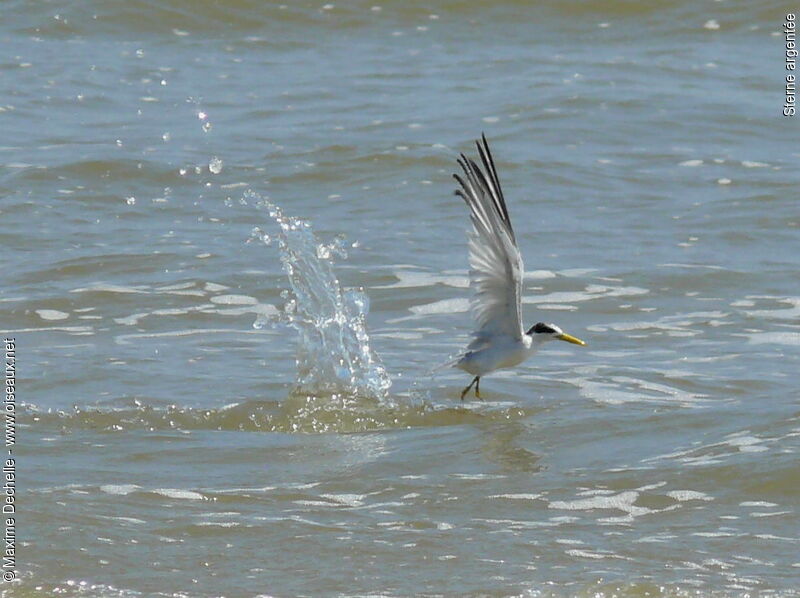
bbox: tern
[452,135,586,400]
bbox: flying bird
[452,135,586,399]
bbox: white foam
[745,332,800,346]
[3,324,94,335]
[526,270,556,280]
[660,262,727,270]
[549,490,650,517]
[636,482,667,492]
[555,538,585,545]
[490,493,543,501]
[524,285,648,306]
[294,500,334,507]
[36,309,69,321]
[557,268,597,277]
[153,488,205,500]
[725,435,762,447]
[380,331,424,340]
[100,484,140,496]
[376,270,469,289]
[210,303,278,318]
[319,493,365,507]
[667,490,713,502]
[523,291,590,305]
[210,294,258,305]
[565,549,607,559]
[410,298,470,315]
[71,283,149,294]
[204,282,229,292]
[745,297,800,319]
[114,312,147,326]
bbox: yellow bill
[557,332,586,346]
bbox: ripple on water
[22,395,539,435]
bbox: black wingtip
[453,173,468,198]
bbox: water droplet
[209,157,223,174]
[252,198,391,400]
[125,197,136,205]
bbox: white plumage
[452,135,586,399]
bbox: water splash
[248,191,392,402]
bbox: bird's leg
[460,376,479,400]
[475,376,481,399]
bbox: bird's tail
[405,352,462,405]
[426,352,463,376]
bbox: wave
[21,398,535,434]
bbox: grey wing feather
[453,135,524,342]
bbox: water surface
[2,0,799,596]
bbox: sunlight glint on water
[9,0,800,593]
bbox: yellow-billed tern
[452,135,586,400]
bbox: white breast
[456,335,538,376]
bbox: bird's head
[526,322,586,346]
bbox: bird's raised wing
[453,135,524,342]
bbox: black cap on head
[528,322,557,335]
